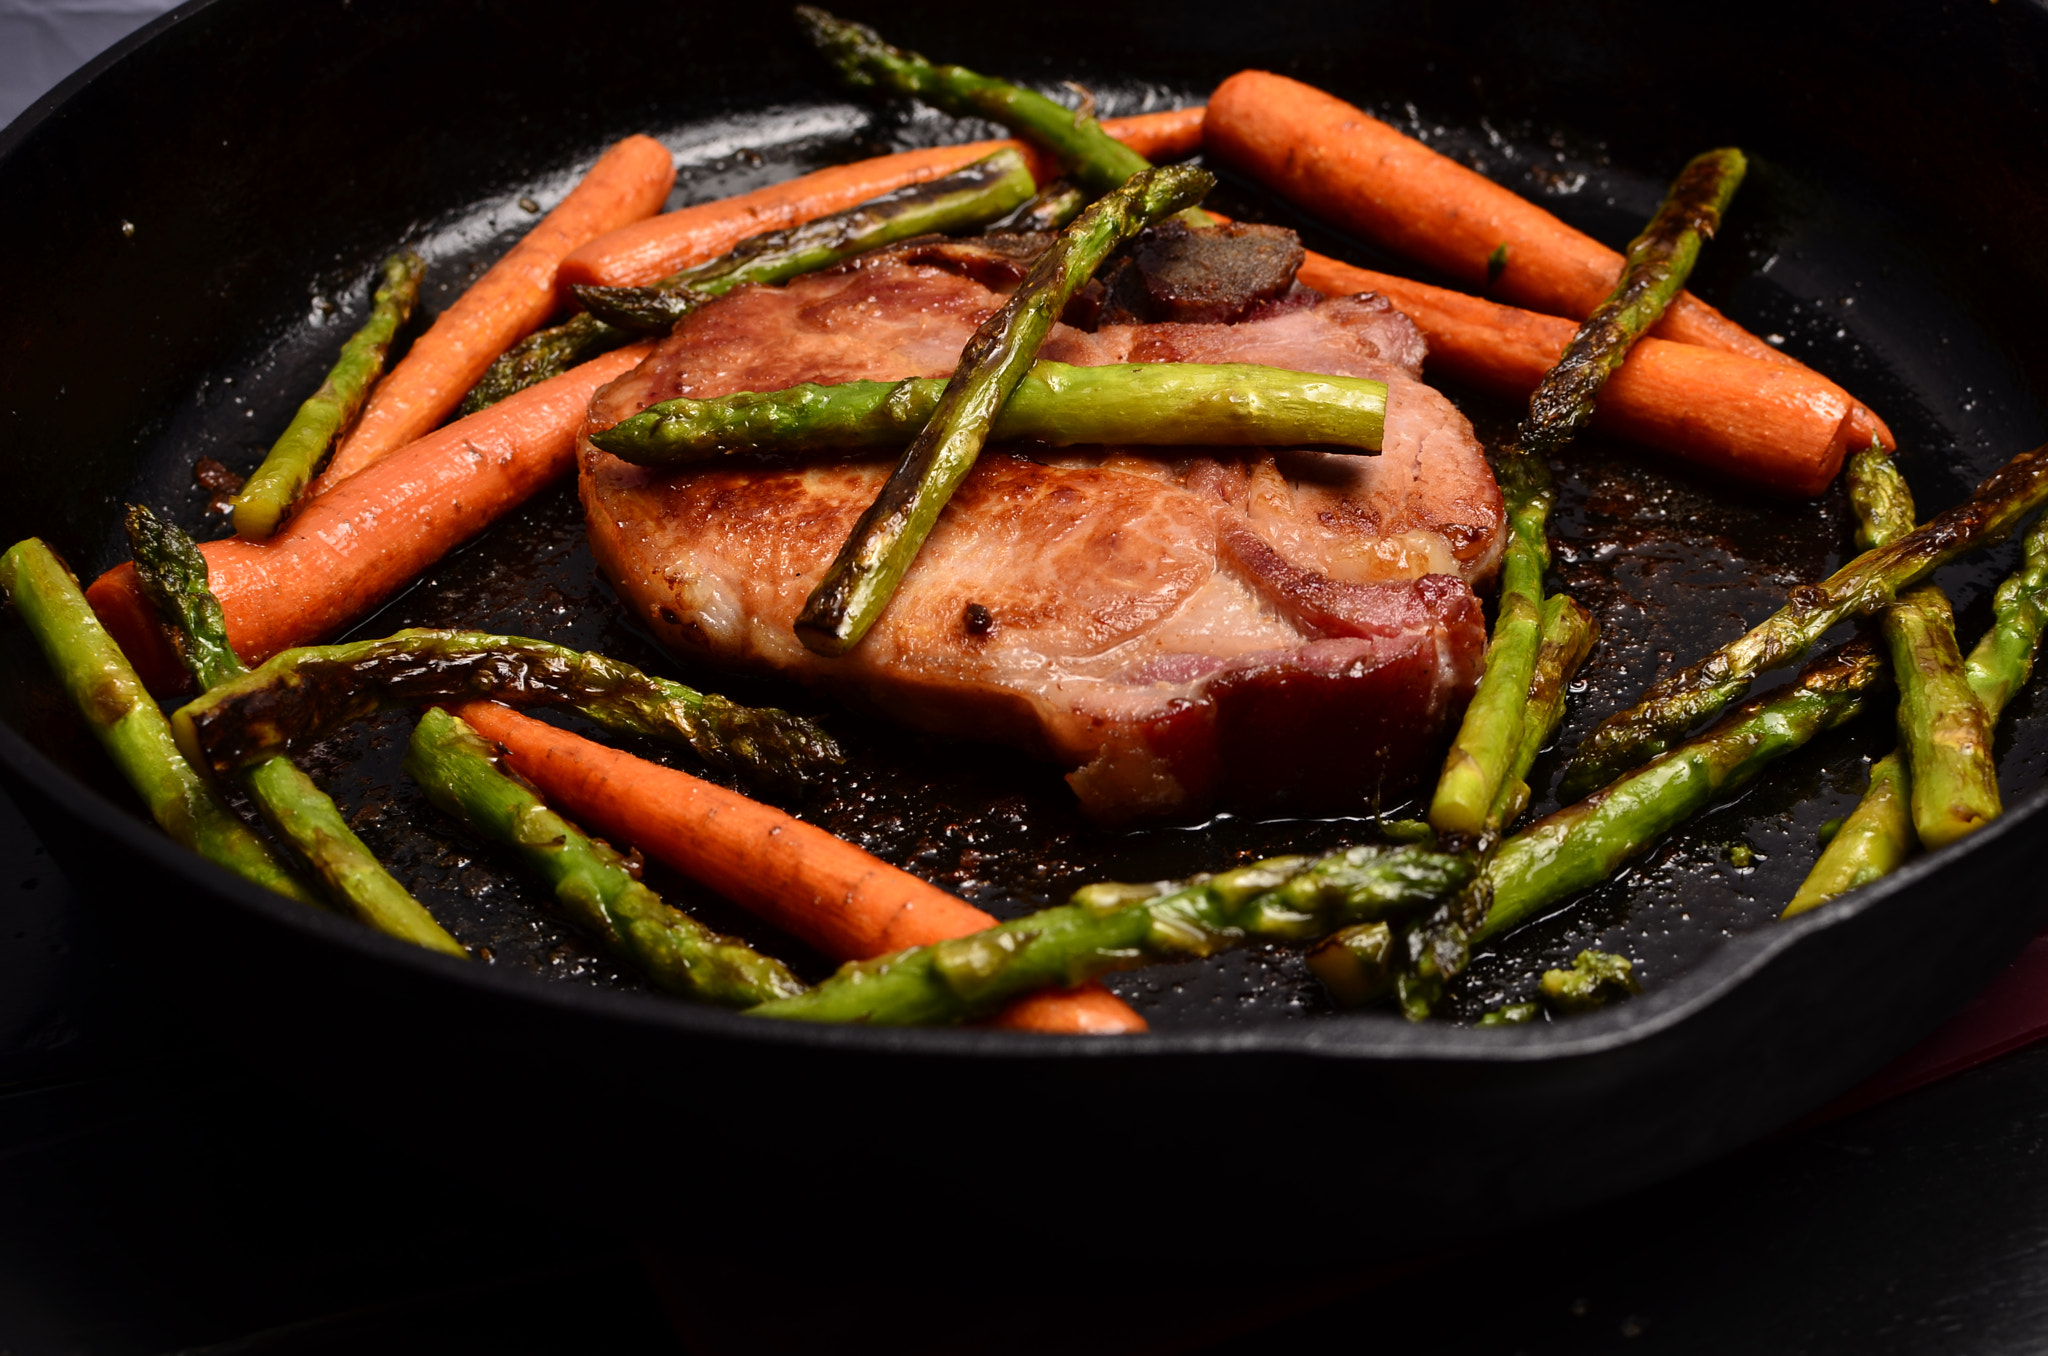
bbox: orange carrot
[560,109,1207,290]
[450,701,1146,1035]
[1299,252,1855,495]
[89,344,654,694]
[321,135,674,484]
[1205,71,1893,453]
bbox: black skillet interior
[3,0,2047,1252]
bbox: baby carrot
[87,344,654,694]
[322,134,673,483]
[559,109,1205,291]
[1299,253,1857,495]
[450,701,1146,1035]
[1206,70,1892,454]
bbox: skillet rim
[8,702,2039,1063]
[0,0,2041,1072]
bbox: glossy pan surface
[2,0,2046,1251]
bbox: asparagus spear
[1521,149,1747,457]
[748,844,1471,1026]
[1784,750,1912,917]
[1562,439,2048,797]
[1429,452,1552,837]
[591,360,1387,465]
[458,148,1038,412]
[987,180,1087,234]
[125,507,464,956]
[572,147,1039,335]
[232,252,424,538]
[1887,584,1999,848]
[1963,505,2048,718]
[458,312,622,416]
[797,7,1182,208]
[1786,502,2048,916]
[0,538,317,905]
[1481,639,1888,943]
[172,628,842,789]
[1429,149,1745,838]
[407,707,802,1005]
[794,164,1213,655]
[1485,593,1600,833]
[1851,445,2000,851]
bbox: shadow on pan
[1,0,2046,1255]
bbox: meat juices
[581,238,1504,822]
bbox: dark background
[11,777,2048,1353]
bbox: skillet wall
[3,0,2047,1256]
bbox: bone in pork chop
[581,235,1504,822]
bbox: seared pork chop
[581,237,1503,822]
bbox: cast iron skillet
[3,0,2047,1255]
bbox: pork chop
[580,237,1504,822]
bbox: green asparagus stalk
[1485,593,1600,833]
[1481,639,1888,943]
[232,252,423,539]
[1521,149,1747,457]
[1562,439,2048,798]
[458,312,623,416]
[171,628,841,789]
[407,708,802,1004]
[1430,453,1552,836]
[1847,439,1917,549]
[987,180,1087,234]
[1786,446,1939,915]
[1783,751,1911,917]
[591,360,1386,465]
[1849,444,1999,851]
[1304,921,1397,1007]
[1886,584,1999,848]
[1787,498,2048,917]
[125,507,464,956]
[572,148,1037,335]
[1964,506,2048,719]
[1430,150,1743,838]
[459,149,1039,412]
[748,844,1471,1026]
[794,164,1213,655]
[0,538,317,905]
[796,7,1195,215]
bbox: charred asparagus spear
[407,707,803,1005]
[1887,584,2000,848]
[795,164,1213,655]
[125,507,464,956]
[0,537,317,905]
[796,6,1196,216]
[748,844,1470,1026]
[459,149,1038,412]
[1486,594,1600,832]
[1787,497,2048,915]
[987,180,1087,234]
[172,628,841,789]
[1963,504,2048,717]
[232,252,423,537]
[1480,639,1888,942]
[1563,439,2048,797]
[591,361,1387,464]
[1429,149,1745,837]
[1854,446,1999,851]
[573,147,1038,334]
